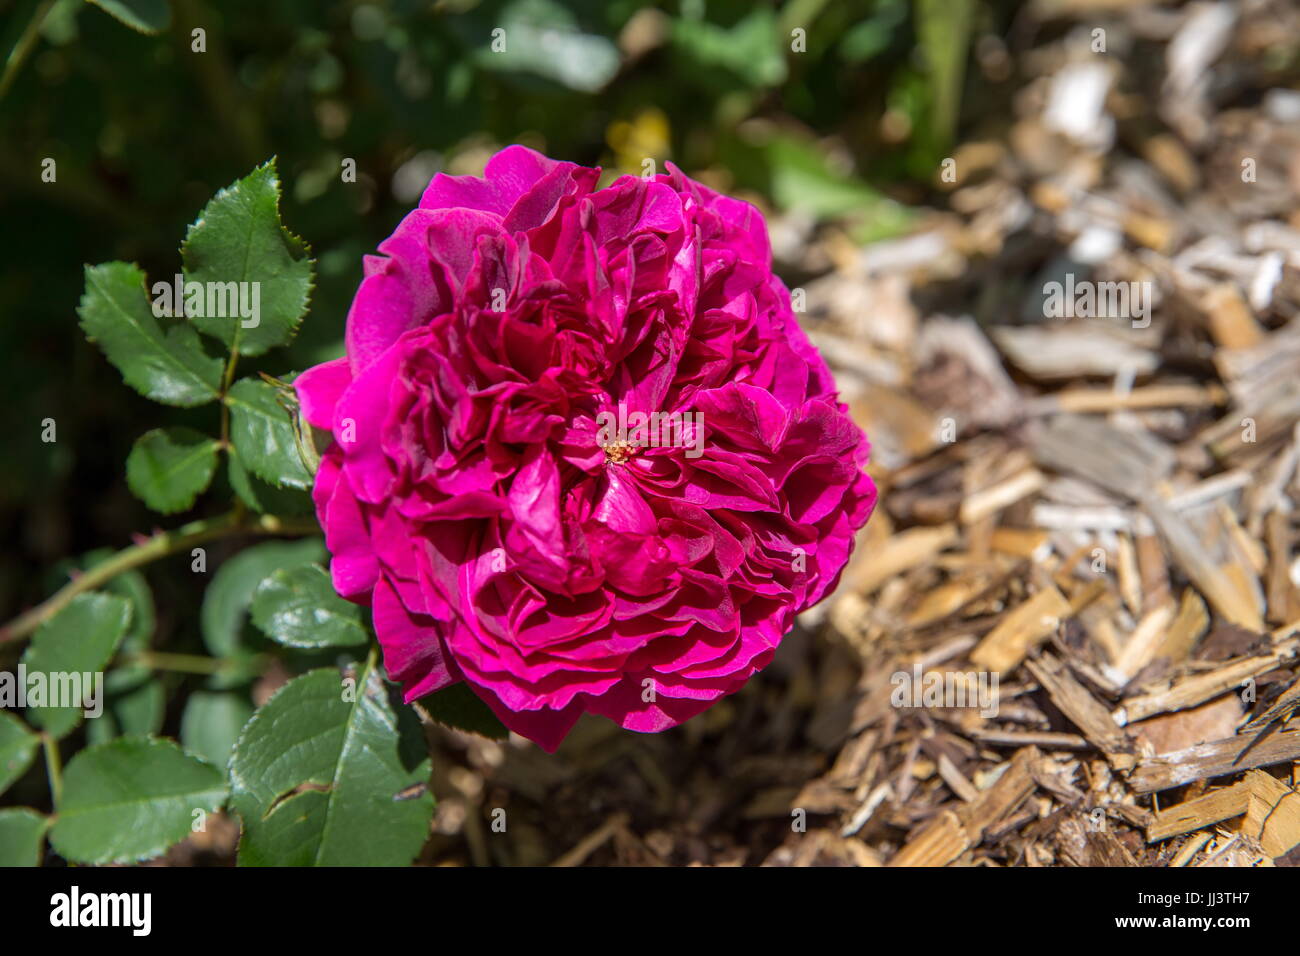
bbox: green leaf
[200,538,325,658]
[228,449,313,515]
[95,555,155,655]
[22,593,132,739]
[53,552,159,745]
[671,7,787,89]
[915,0,973,153]
[109,675,165,735]
[0,712,39,797]
[475,0,621,93]
[126,427,220,514]
[52,549,156,657]
[251,564,367,649]
[87,0,172,34]
[838,0,908,62]
[230,663,433,866]
[181,160,314,357]
[226,377,313,489]
[50,737,227,865]
[0,809,49,867]
[765,133,908,225]
[86,671,166,745]
[77,262,222,407]
[414,682,509,741]
[181,691,254,770]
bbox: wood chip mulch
[410,0,1300,867]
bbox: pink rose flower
[295,146,876,751]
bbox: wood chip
[1129,731,1300,793]
[848,524,959,595]
[1143,496,1265,630]
[888,809,970,867]
[1025,655,1134,766]
[971,585,1073,675]
[1146,779,1251,842]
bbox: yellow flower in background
[606,107,671,177]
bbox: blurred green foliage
[0,0,1007,681]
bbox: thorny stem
[173,0,267,165]
[0,511,320,645]
[126,650,265,675]
[220,344,239,448]
[0,0,55,103]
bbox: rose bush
[296,146,876,751]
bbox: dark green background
[0,0,1006,628]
